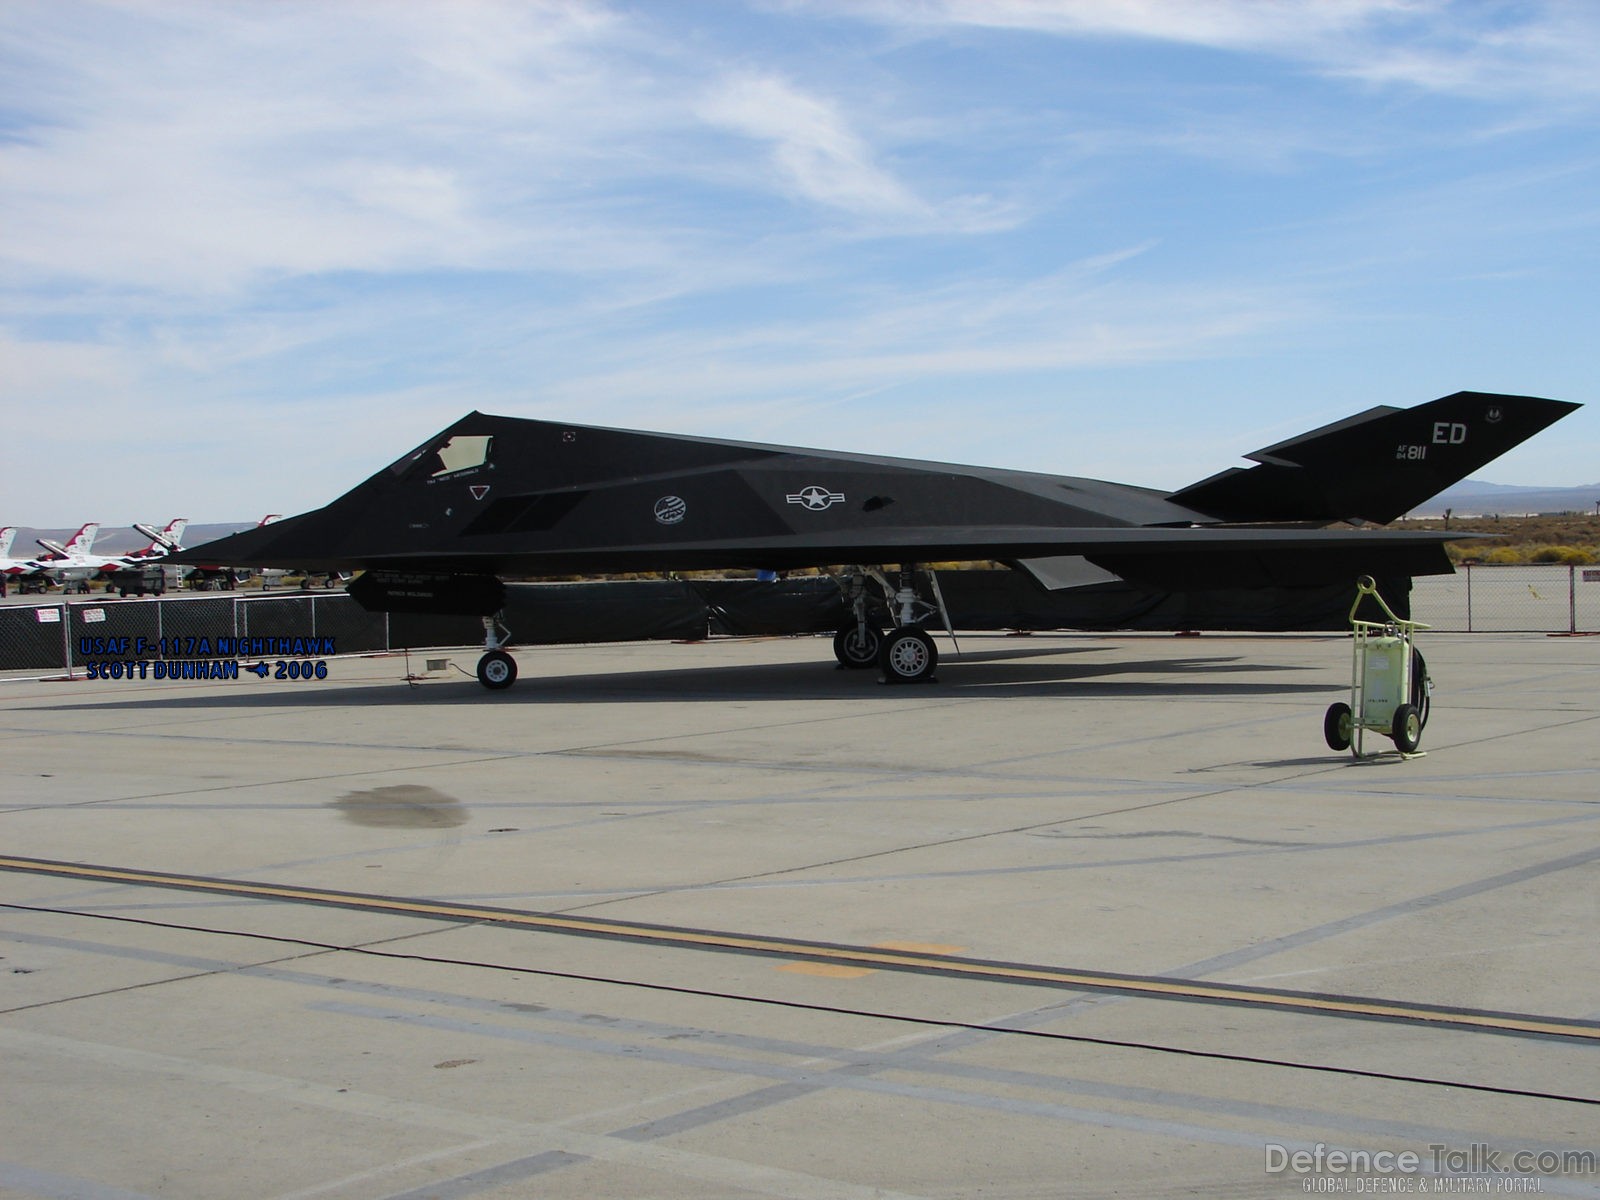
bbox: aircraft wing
[170,390,1583,592]
[303,524,1457,590]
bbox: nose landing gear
[475,614,517,691]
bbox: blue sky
[3,0,1596,525]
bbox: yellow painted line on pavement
[4,854,1599,1044]
[778,962,877,979]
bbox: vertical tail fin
[1169,392,1580,524]
[61,523,100,555]
[131,518,190,555]
[35,523,99,560]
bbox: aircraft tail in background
[129,518,190,556]
[35,522,100,561]
[1168,392,1580,525]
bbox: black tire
[1391,703,1422,753]
[833,624,883,669]
[477,650,518,690]
[1323,702,1353,751]
[878,627,937,684]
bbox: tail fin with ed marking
[1169,392,1580,524]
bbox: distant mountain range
[1406,481,1600,518]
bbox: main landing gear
[832,622,883,669]
[833,566,951,684]
[879,626,938,684]
[464,569,951,691]
[475,614,517,690]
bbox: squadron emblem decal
[654,495,687,525]
[786,485,846,511]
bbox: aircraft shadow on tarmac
[39,641,1329,710]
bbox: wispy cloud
[0,1,692,294]
[698,71,928,217]
[833,0,1415,50]
[828,0,1600,102]
[0,1,1032,304]
[0,0,1594,522]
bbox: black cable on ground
[4,901,1597,1110]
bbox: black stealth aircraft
[178,390,1577,689]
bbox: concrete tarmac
[2,630,1598,1198]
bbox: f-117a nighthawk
[176,390,1577,689]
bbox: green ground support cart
[1324,576,1432,758]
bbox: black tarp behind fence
[0,571,1403,673]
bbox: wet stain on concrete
[333,784,468,829]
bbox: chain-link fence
[3,567,1596,675]
[0,593,391,674]
[1410,563,1600,633]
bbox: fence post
[1571,564,1578,635]
[60,603,73,677]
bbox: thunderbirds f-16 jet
[0,527,27,595]
[175,390,1578,689]
[11,523,102,593]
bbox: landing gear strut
[832,572,882,669]
[833,565,952,684]
[475,614,517,690]
[877,565,941,684]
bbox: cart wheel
[1391,703,1422,753]
[1323,702,1353,752]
